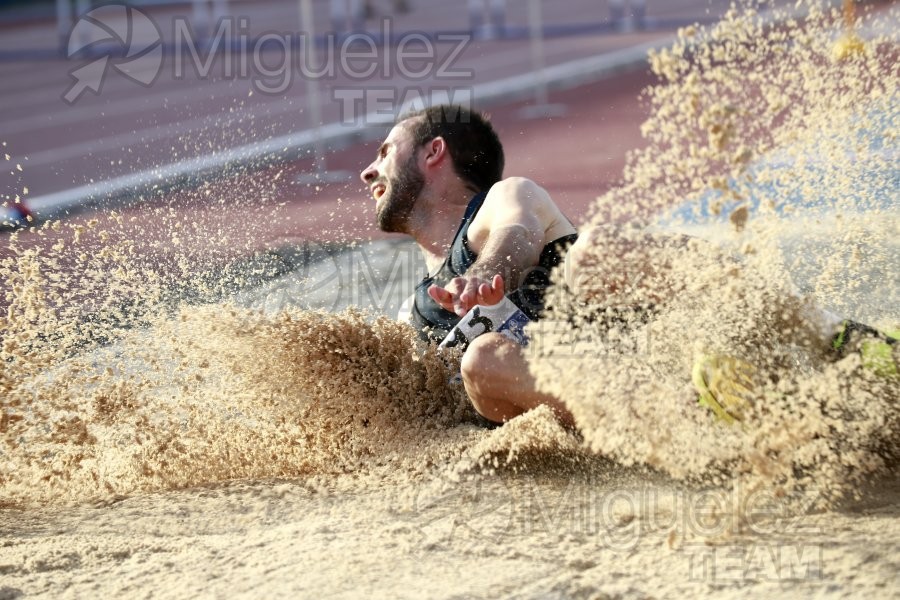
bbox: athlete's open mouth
[371,184,386,201]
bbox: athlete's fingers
[426,285,448,305]
[471,274,504,306]
[434,275,505,314]
[458,277,477,303]
[480,285,503,307]
[493,274,505,297]
[479,275,504,306]
[444,277,467,295]
[427,285,456,312]
[458,278,482,314]
[475,283,498,306]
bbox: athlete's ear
[423,136,448,167]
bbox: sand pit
[1,1,898,597]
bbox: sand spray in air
[0,1,897,520]
[0,165,475,506]
[529,0,899,507]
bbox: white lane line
[16,36,668,222]
[2,32,630,135]
[5,38,619,162]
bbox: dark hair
[398,105,504,192]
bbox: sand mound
[1,1,897,525]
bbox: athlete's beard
[377,153,424,234]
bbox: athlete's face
[360,122,425,234]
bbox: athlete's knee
[460,335,510,423]
[459,332,504,396]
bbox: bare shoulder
[477,177,558,228]
[483,177,554,211]
[468,177,574,250]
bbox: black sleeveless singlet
[410,192,578,343]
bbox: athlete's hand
[428,274,505,316]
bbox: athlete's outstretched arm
[428,178,550,315]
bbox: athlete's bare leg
[460,332,575,427]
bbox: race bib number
[439,296,530,351]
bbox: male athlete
[359,104,897,427]
[359,105,584,425]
